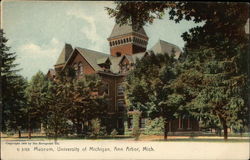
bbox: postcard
[1,1,249,160]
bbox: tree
[25,71,49,138]
[47,69,108,138]
[107,2,249,140]
[125,53,182,140]
[66,74,108,136]
[1,29,28,137]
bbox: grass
[1,132,249,142]
[153,138,250,143]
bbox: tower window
[129,37,131,42]
[109,42,112,46]
[116,52,121,57]
[115,41,117,45]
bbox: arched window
[115,41,117,45]
[79,62,83,75]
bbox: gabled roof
[131,52,147,62]
[108,23,148,39]
[97,57,110,65]
[75,47,109,71]
[150,40,182,59]
[55,43,73,65]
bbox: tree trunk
[164,120,168,140]
[28,128,31,139]
[222,121,228,141]
[18,130,21,138]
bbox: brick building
[48,23,199,134]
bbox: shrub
[90,118,107,138]
[144,117,164,135]
[111,129,118,138]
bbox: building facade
[48,23,199,134]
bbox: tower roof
[108,23,148,39]
[55,43,73,65]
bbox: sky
[2,1,203,80]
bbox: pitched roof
[109,23,148,39]
[75,47,109,71]
[150,40,182,59]
[55,43,73,65]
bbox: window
[73,63,78,76]
[117,84,124,96]
[79,63,83,75]
[100,83,109,95]
[116,52,121,57]
[117,100,124,112]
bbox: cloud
[16,37,64,79]
[66,9,105,51]
[18,37,62,60]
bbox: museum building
[47,23,199,134]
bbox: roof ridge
[75,47,109,56]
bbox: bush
[111,129,118,138]
[90,118,107,138]
[144,117,164,135]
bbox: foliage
[89,118,107,138]
[125,53,181,140]
[144,117,164,135]
[1,29,28,136]
[111,129,118,138]
[25,71,50,136]
[107,1,249,140]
